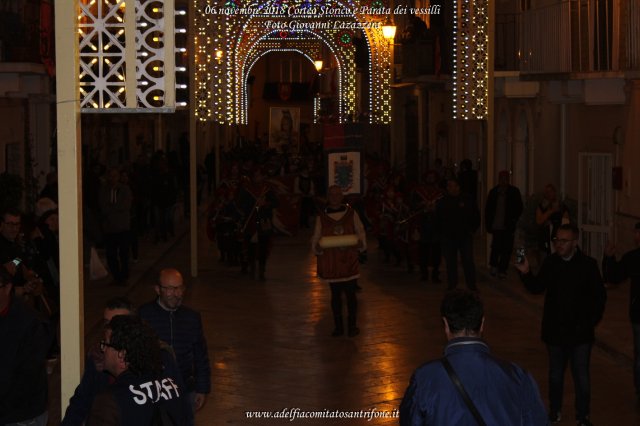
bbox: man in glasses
[62,297,135,425]
[602,222,640,400]
[87,315,190,424]
[515,223,606,426]
[138,268,211,413]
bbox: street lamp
[382,24,397,41]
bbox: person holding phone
[515,223,606,426]
[0,208,42,297]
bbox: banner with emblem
[326,150,362,196]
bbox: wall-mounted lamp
[382,24,397,41]
[314,60,323,72]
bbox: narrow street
[54,223,640,425]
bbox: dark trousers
[419,240,441,277]
[154,205,174,242]
[245,233,271,274]
[299,196,314,228]
[633,322,640,395]
[489,230,515,273]
[442,237,476,290]
[104,231,130,282]
[547,343,592,420]
[330,279,358,329]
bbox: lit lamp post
[314,59,323,122]
[382,23,396,83]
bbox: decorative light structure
[78,0,176,111]
[192,0,393,124]
[452,0,489,120]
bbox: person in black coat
[516,223,606,425]
[603,222,640,399]
[485,171,523,278]
[436,178,480,291]
[0,266,52,425]
[138,268,211,413]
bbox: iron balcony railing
[519,0,640,74]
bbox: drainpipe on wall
[560,103,566,200]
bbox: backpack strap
[440,357,488,426]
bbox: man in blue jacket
[400,290,547,426]
[139,268,211,412]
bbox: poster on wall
[269,107,300,153]
[326,150,362,195]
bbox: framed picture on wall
[326,149,363,195]
[269,107,300,153]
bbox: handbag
[440,357,488,426]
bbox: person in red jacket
[312,185,367,337]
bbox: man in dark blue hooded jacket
[400,290,547,426]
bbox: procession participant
[411,171,444,282]
[237,167,278,281]
[312,185,367,337]
[436,178,480,291]
[378,186,401,264]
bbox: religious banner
[269,107,300,153]
[326,150,362,195]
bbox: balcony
[495,13,521,72]
[0,0,45,64]
[520,0,640,76]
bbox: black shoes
[348,327,360,337]
[576,417,593,426]
[548,412,561,423]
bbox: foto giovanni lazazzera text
[264,20,381,30]
[245,407,400,422]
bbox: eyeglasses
[159,285,185,294]
[2,222,20,228]
[100,340,118,352]
[552,238,575,245]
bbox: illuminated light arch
[239,31,346,124]
[193,0,393,124]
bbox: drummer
[311,185,367,337]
